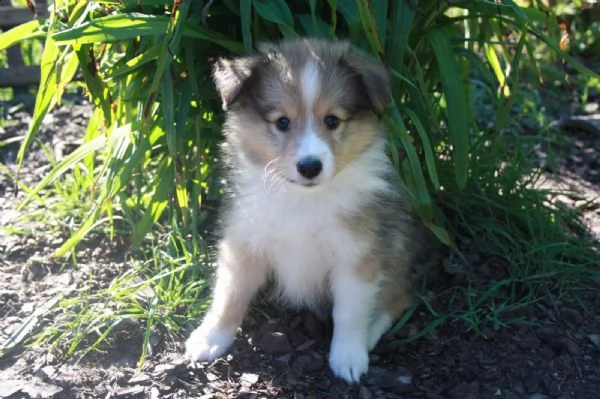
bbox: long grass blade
[0,19,46,51]
[240,0,253,52]
[130,160,175,249]
[403,107,440,190]
[16,37,78,171]
[427,28,470,189]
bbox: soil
[0,93,599,399]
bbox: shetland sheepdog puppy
[185,38,418,383]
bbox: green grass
[0,0,599,363]
[388,116,600,340]
[1,230,211,364]
[40,241,209,366]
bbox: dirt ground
[0,93,599,399]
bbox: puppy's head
[214,38,390,188]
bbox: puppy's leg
[185,239,267,362]
[328,265,380,383]
[367,310,392,351]
[368,277,412,350]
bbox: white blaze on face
[293,62,334,184]
[301,61,320,107]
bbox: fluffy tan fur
[185,38,419,383]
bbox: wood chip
[241,372,259,386]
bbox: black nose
[296,157,323,179]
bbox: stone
[587,334,600,351]
[0,380,25,397]
[241,373,259,386]
[371,366,413,395]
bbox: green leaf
[502,0,528,22]
[82,106,105,172]
[105,45,161,78]
[392,317,446,346]
[427,28,470,189]
[387,0,415,69]
[18,134,107,210]
[335,0,361,41]
[326,0,338,37]
[146,5,188,112]
[182,24,245,53]
[53,209,104,258]
[387,105,432,220]
[403,107,440,190]
[130,160,175,249]
[17,35,79,171]
[0,19,46,52]
[308,0,319,35]
[52,12,243,52]
[162,73,176,158]
[297,14,330,37]
[252,0,294,27]
[74,44,113,125]
[424,221,454,248]
[371,0,388,48]
[485,41,510,97]
[356,0,384,57]
[240,0,253,52]
[52,13,170,43]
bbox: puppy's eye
[324,115,339,130]
[276,117,291,132]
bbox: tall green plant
[1,0,594,253]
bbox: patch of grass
[445,157,597,319]
[394,95,600,337]
[1,230,211,364]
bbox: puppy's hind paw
[184,325,235,362]
[328,341,369,383]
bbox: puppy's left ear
[343,50,391,117]
[212,56,262,110]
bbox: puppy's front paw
[185,324,235,362]
[328,339,369,383]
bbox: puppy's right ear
[212,56,262,110]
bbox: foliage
[0,0,582,252]
[0,0,598,361]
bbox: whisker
[262,158,280,180]
[265,168,288,196]
[266,171,284,194]
[262,158,282,194]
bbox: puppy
[185,38,417,383]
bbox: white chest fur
[228,186,364,306]
[224,142,391,307]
